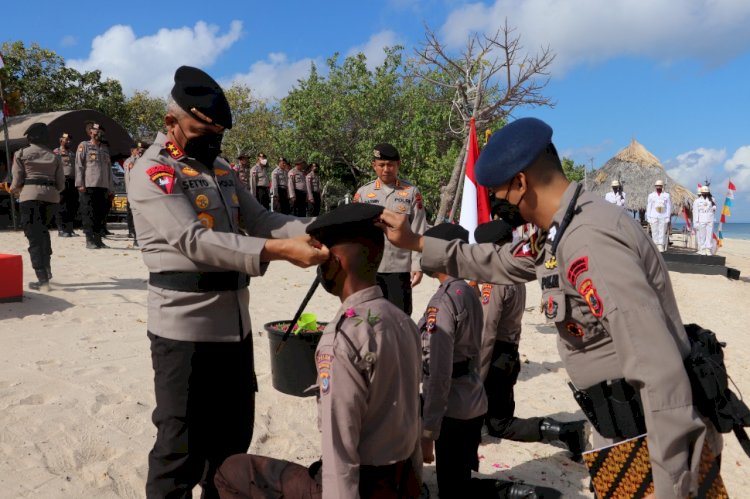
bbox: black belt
[25,179,56,186]
[149,271,249,292]
[452,359,472,378]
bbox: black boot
[473,479,562,499]
[86,234,99,249]
[29,268,50,291]
[540,418,588,461]
[58,230,70,237]
[94,234,108,248]
[46,267,52,280]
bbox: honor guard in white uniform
[692,186,716,255]
[604,180,626,207]
[647,180,672,252]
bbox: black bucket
[265,320,326,397]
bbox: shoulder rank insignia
[426,306,438,333]
[146,165,175,194]
[578,278,603,318]
[481,284,493,305]
[165,141,184,160]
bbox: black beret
[237,152,249,159]
[24,122,49,141]
[258,153,267,158]
[85,121,104,133]
[373,143,400,161]
[306,203,384,247]
[424,223,469,244]
[474,219,513,244]
[476,117,553,188]
[171,65,232,130]
[294,158,306,165]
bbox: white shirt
[692,196,716,225]
[647,190,671,220]
[605,190,627,207]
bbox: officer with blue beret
[379,117,723,498]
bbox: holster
[569,378,646,439]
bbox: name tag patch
[541,274,559,290]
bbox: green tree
[222,84,280,162]
[562,157,586,182]
[122,91,167,142]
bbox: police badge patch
[316,352,333,395]
[544,295,559,319]
[146,165,176,194]
[426,307,438,333]
[578,278,603,318]
[481,284,492,305]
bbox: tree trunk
[448,146,469,223]
[435,136,468,223]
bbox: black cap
[373,143,400,161]
[171,65,233,130]
[306,203,384,248]
[295,158,306,165]
[238,152,249,159]
[474,219,513,245]
[424,223,469,244]
[258,153,267,158]
[24,122,49,142]
[85,121,104,133]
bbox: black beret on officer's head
[372,143,400,161]
[25,122,49,143]
[424,223,469,244]
[171,65,233,130]
[474,219,514,245]
[85,121,104,134]
[237,152,249,159]
[476,117,554,188]
[306,203,385,249]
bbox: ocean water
[672,222,750,241]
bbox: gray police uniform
[128,132,309,497]
[306,170,321,216]
[11,143,64,282]
[75,140,113,239]
[354,178,426,315]
[288,168,308,217]
[421,182,719,498]
[249,163,270,210]
[418,277,487,497]
[53,146,78,235]
[123,154,138,238]
[271,165,290,214]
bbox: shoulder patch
[415,192,423,210]
[481,284,493,305]
[567,256,589,286]
[578,278,603,318]
[426,306,438,333]
[316,352,333,395]
[146,165,176,194]
[78,144,84,152]
[353,192,361,202]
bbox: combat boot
[94,234,108,248]
[473,479,562,498]
[540,418,589,462]
[29,268,50,291]
[46,267,52,280]
[86,234,99,249]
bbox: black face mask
[317,260,340,294]
[183,132,223,168]
[493,198,528,228]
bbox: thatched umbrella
[588,139,695,219]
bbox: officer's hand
[261,235,330,267]
[77,186,85,192]
[376,210,423,252]
[421,437,434,464]
[410,271,423,288]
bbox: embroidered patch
[89,152,97,161]
[197,212,214,229]
[398,204,406,213]
[578,278,603,318]
[367,192,377,198]
[78,144,84,152]
[316,352,333,395]
[544,256,557,269]
[195,194,210,209]
[398,190,409,197]
[567,256,589,286]
[514,242,533,258]
[165,141,184,159]
[415,193,423,210]
[565,322,584,337]
[544,295,558,319]
[541,274,559,290]
[353,192,361,202]
[426,306,438,333]
[214,169,230,177]
[481,284,493,305]
[182,166,200,177]
[231,193,239,204]
[146,165,176,194]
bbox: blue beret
[424,223,469,244]
[171,66,233,130]
[475,117,553,188]
[474,219,513,245]
[306,203,384,247]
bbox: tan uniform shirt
[316,286,421,498]
[75,140,113,191]
[128,132,309,342]
[306,171,320,201]
[123,154,138,191]
[478,283,526,381]
[249,164,270,196]
[11,144,64,203]
[288,169,306,197]
[421,182,709,498]
[418,278,487,439]
[271,166,287,198]
[354,179,426,273]
[53,147,75,178]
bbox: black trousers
[435,415,484,499]
[20,200,56,278]
[55,177,79,233]
[146,333,256,499]
[376,272,413,315]
[79,187,109,237]
[292,190,307,217]
[308,192,321,216]
[255,186,270,210]
[126,205,136,237]
[275,190,291,215]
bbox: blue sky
[4,0,750,220]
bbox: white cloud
[346,30,401,69]
[68,21,243,96]
[724,145,750,195]
[666,148,727,191]
[227,53,318,101]
[60,35,77,47]
[440,0,750,75]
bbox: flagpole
[0,74,17,230]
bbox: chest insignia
[565,322,584,337]
[182,166,200,177]
[146,165,176,194]
[578,278,603,318]
[398,190,409,197]
[197,212,215,229]
[544,295,559,319]
[215,169,230,177]
[426,306,438,333]
[397,204,407,213]
[195,194,210,209]
[567,256,589,286]
[367,192,377,198]
[89,152,97,161]
[544,256,557,269]
[231,193,239,204]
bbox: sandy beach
[1,227,749,498]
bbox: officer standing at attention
[288,159,308,217]
[75,121,114,249]
[604,180,626,208]
[53,132,79,237]
[379,117,721,499]
[692,186,716,256]
[236,152,251,189]
[10,123,64,290]
[474,219,587,463]
[271,157,291,214]
[215,203,421,498]
[647,179,672,252]
[249,152,271,210]
[354,143,426,315]
[306,161,322,216]
[127,65,328,499]
[123,141,146,246]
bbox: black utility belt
[24,179,56,186]
[149,271,249,292]
[452,359,473,378]
[569,378,646,439]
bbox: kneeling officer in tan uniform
[128,66,328,499]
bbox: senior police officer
[75,121,114,249]
[236,152,251,188]
[354,143,426,315]
[215,203,421,498]
[249,152,271,210]
[128,65,328,499]
[379,117,721,499]
[271,157,291,214]
[10,123,65,290]
[53,132,79,237]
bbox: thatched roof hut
[588,139,695,216]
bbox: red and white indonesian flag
[459,118,491,243]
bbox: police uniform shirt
[249,163,270,196]
[128,132,310,342]
[306,171,320,198]
[75,140,113,191]
[354,179,426,273]
[271,166,287,198]
[420,181,709,498]
[418,277,487,439]
[316,285,421,498]
[288,168,306,196]
[647,190,672,220]
[478,282,526,381]
[604,191,626,207]
[692,197,716,225]
[11,144,65,203]
[53,147,76,178]
[123,154,138,191]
